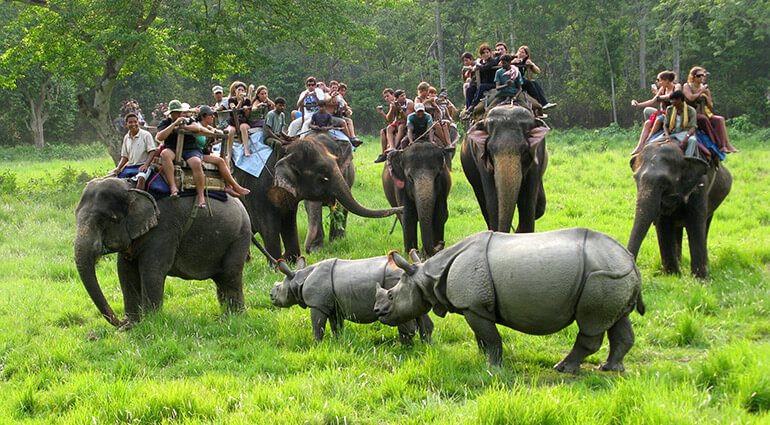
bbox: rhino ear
[295,256,307,270]
[389,250,417,275]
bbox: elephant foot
[553,360,581,373]
[305,242,324,253]
[117,320,137,332]
[599,361,625,372]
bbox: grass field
[0,128,768,424]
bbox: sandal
[196,201,207,208]
[169,190,180,199]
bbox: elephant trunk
[331,168,402,218]
[494,152,522,232]
[627,190,661,258]
[414,174,436,255]
[74,224,122,327]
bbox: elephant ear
[528,118,550,165]
[388,150,406,190]
[678,157,709,199]
[630,155,642,173]
[126,189,159,240]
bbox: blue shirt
[494,67,520,97]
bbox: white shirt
[297,88,328,116]
[121,128,157,166]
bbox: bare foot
[235,186,250,196]
[244,151,251,157]
[224,187,241,198]
[169,189,180,199]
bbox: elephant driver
[156,99,208,208]
[263,97,294,159]
[489,54,522,108]
[403,103,434,148]
[109,112,158,190]
[648,90,699,157]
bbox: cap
[181,102,191,111]
[198,105,215,117]
[167,99,184,113]
[212,85,224,94]
[414,103,425,112]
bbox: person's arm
[702,88,714,110]
[662,109,672,140]
[682,83,700,103]
[155,117,186,142]
[139,150,158,172]
[297,90,308,111]
[526,59,541,74]
[446,100,457,120]
[407,125,414,143]
[427,116,435,142]
[110,157,129,175]
[405,101,415,115]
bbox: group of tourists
[630,66,738,158]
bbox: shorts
[164,146,203,161]
[331,116,345,127]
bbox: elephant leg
[686,207,709,279]
[117,255,141,323]
[402,200,419,253]
[600,316,634,372]
[280,207,301,262]
[138,268,166,315]
[431,192,449,253]
[461,145,491,228]
[464,311,503,366]
[655,218,681,275]
[329,209,348,243]
[211,252,246,314]
[310,308,328,342]
[674,226,684,263]
[416,314,434,343]
[554,331,603,373]
[304,200,325,253]
[535,180,546,220]
[515,173,539,233]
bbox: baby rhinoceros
[374,228,645,372]
[271,255,433,344]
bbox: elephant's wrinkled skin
[461,105,547,233]
[271,254,433,344]
[235,133,400,262]
[74,178,251,327]
[375,228,644,371]
[627,142,732,279]
[382,141,452,257]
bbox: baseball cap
[212,85,224,94]
[198,105,215,117]
[414,103,425,112]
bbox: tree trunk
[639,21,647,90]
[77,58,124,165]
[672,33,680,79]
[435,1,446,89]
[602,31,618,124]
[24,88,47,150]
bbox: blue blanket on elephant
[119,165,227,202]
[647,129,726,162]
[231,129,273,179]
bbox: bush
[0,143,109,162]
[0,169,17,194]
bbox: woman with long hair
[683,66,737,154]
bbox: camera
[377,105,384,110]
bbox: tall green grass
[0,129,768,424]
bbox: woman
[464,43,497,112]
[226,81,254,156]
[629,70,680,155]
[683,67,737,154]
[512,45,556,110]
[250,85,274,128]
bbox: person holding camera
[629,70,679,155]
[424,86,456,147]
[683,66,737,154]
[512,45,556,112]
[156,100,207,207]
[464,43,498,115]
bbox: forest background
[0,0,768,161]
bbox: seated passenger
[192,106,250,198]
[512,45,555,112]
[464,43,498,113]
[375,88,398,163]
[491,54,521,106]
[109,112,158,190]
[263,97,294,158]
[156,100,207,207]
[250,85,275,128]
[296,76,327,131]
[226,81,254,156]
[648,90,699,157]
[404,103,434,148]
[424,86,455,147]
[309,99,334,132]
[461,51,475,101]
[630,70,680,155]
[683,66,737,154]
[329,82,362,146]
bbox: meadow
[0,127,768,424]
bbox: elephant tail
[636,292,646,316]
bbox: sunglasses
[307,83,316,87]
[695,74,705,78]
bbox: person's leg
[186,156,206,206]
[465,85,477,110]
[394,123,406,149]
[712,115,737,153]
[462,82,470,100]
[684,135,699,157]
[204,155,250,196]
[470,83,495,109]
[344,117,357,138]
[240,123,251,156]
[631,119,654,155]
[160,149,179,197]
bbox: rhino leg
[464,311,502,366]
[329,310,344,336]
[554,331,603,373]
[397,322,417,345]
[417,314,434,343]
[600,315,634,372]
[310,308,328,342]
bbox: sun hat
[167,99,184,113]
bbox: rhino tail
[636,292,646,316]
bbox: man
[649,90,699,157]
[212,85,228,111]
[264,97,293,158]
[375,88,397,163]
[309,99,334,132]
[490,54,521,107]
[405,103,434,147]
[156,99,207,208]
[109,112,158,190]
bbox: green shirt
[264,109,285,135]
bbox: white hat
[414,103,426,112]
[212,85,224,94]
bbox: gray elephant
[627,142,732,279]
[382,141,453,257]
[461,105,548,233]
[271,254,433,344]
[74,178,251,327]
[375,228,644,371]
[235,133,400,262]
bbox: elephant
[461,105,549,233]
[74,177,251,327]
[374,228,645,371]
[270,254,433,344]
[382,140,453,257]
[234,133,400,262]
[627,141,732,279]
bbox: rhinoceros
[271,255,433,344]
[374,228,644,371]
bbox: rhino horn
[390,251,417,276]
[408,249,422,264]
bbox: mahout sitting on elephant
[375,228,644,371]
[74,177,252,328]
[234,132,401,262]
[461,104,549,233]
[271,254,433,344]
[382,140,453,257]
[627,141,732,279]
